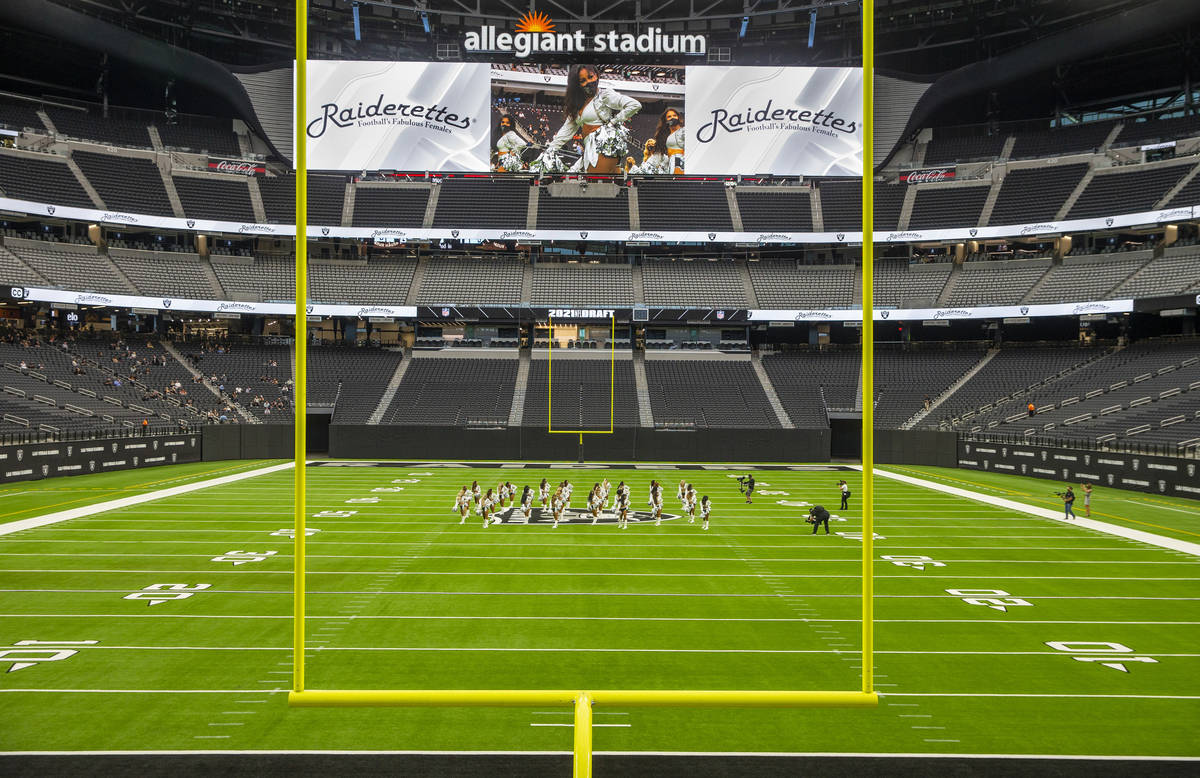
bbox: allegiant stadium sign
[465,14,706,58]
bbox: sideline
[0,462,295,538]
[863,466,1200,557]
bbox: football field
[0,459,1197,759]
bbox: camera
[736,475,749,493]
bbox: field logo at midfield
[491,506,680,525]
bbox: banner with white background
[0,197,1193,246]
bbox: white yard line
[3,749,1195,760]
[0,463,295,538]
[864,467,1200,558]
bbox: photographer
[838,480,851,510]
[738,474,755,504]
[1056,486,1076,521]
[808,504,831,535]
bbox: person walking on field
[1059,486,1076,520]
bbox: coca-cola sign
[206,158,266,176]
[899,167,956,184]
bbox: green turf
[0,461,1196,756]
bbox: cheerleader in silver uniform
[600,477,612,509]
[539,478,550,508]
[699,495,711,531]
[493,115,528,172]
[563,480,574,510]
[480,488,495,529]
[551,487,565,529]
[651,482,664,526]
[627,107,684,175]
[455,486,470,525]
[520,485,533,521]
[676,479,687,510]
[471,480,481,510]
[685,484,697,524]
[589,483,603,525]
[532,64,641,175]
[616,489,630,529]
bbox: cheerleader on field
[471,480,481,509]
[589,483,603,525]
[685,483,697,524]
[539,478,550,508]
[455,486,470,525]
[600,477,612,509]
[480,488,495,529]
[551,487,565,529]
[616,489,630,529]
[562,480,574,510]
[676,479,687,510]
[699,495,711,531]
[520,485,534,521]
[651,482,664,526]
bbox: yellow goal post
[288,3,880,775]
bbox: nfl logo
[716,311,725,320]
[441,308,451,317]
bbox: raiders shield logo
[171,452,177,462]
[983,460,989,469]
[15,449,22,461]
[544,75,552,82]
[1132,458,1139,471]
[1021,464,1027,474]
[1041,451,1048,461]
[189,437,196,447]
[579,231,588,239]
[451,230,460,238]
[162,299,172,308]
[152,440,159,451]
[112,443,119,453]
[67,445,73,456]
[492,506,680,525]
[836,233,845,241]
[881,310,890,319]
[1105,217,1114,227]
[306,305,314,314]
[707,233,717,240]
[186,219,196,228]
[965,444,971,453]
[1158,480,1167,493]
[1002,447,1008,457]
[46,205,55,215]
[133,456,139,467]
[1062,468,1069,479]
[321,227,330,236]
[1189,464,1196,478]
[1106,473,1114,485]
[41,464,49,477]
[1020,306,1029,315]
[89,460,96,472]
[969,228,978,237]
[1084,454,1090,465]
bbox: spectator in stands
[1027,402,1036,417]
[533,64,640,174]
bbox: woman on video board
[493,114,528,172]
[533,64,641,174]
[627,106,684,175]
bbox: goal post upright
[293,0,308,695]
[861,0,876,696]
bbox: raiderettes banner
[303,61,491,171]
[684,66,864,177]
